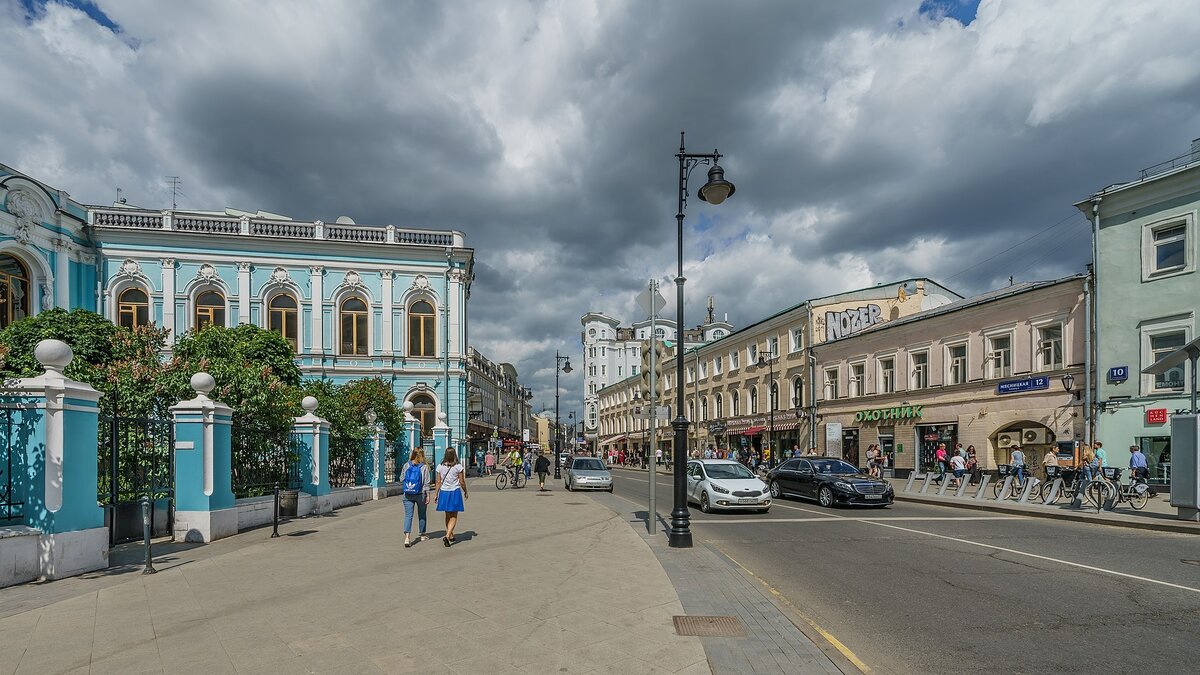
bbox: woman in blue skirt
[435,448,469,546]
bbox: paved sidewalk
[588,489,850,675]
[888,476,1200,534]
[0,479,707,674]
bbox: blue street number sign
[996,375,1050,395]
[1108,366,1129,383]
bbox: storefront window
[916,424,958,472]
[1138,436,1171,484]
[842,429,860,467]
[1151,332,1186,390]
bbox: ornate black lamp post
[670,132,735,548]
[554,351,572,479]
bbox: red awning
[742,426,766,435]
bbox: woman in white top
[435,448,469,547]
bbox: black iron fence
[1,408,23,523]
[232,425,302,498]
[97,413,174,545]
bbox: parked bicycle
[1039,465,1081,504]
[494,465,527,490]
[1083,467,1121,512]
[1101,467,1152,511]
[993,464,1035,500]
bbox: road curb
[894,493,1200,535]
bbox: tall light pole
[554,351,572,479]
[670,132,735,548]
[758,349,777,469]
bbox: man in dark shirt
[534,450,552,491]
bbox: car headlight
[711,484,729,494]
[834,481,853,491]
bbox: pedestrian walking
[935,443,948,480]
[1093,441,1108,469]
[1079,444,1096,482]
[965,445,980,484]
[535,450,551,490]
[484,450,495,476]
[949,451,966,488]
[865,444,878,478]
[435,448,468,547]
[401,449,431,548]
[523,449,533,480]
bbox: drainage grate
[673,615,746,637]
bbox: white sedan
[685,459,772,513]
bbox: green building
[1077,139,1200,486]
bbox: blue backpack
[403,463,424,494]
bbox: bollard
[937,474,953,496]
[954,477,970,498]
[271,483,281,538]
[141,496,157,575]
[904,472,918,493]
[919,473,934,495]
[973,474,992,500]
[1042,478,1063,505]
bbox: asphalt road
[608,467,1200,675]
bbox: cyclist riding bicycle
[1128,444,1158,497]
[506,446,523,474]
[1009,445,1027,483]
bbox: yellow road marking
[714,543,872,674]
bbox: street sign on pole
[636,282,668,319]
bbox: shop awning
[742,426,766,435]
[601,434,627,446]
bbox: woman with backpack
[435,448,469,547]
[401,449,431,548]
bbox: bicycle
[1083,467,1120,512]
[1104,467,1152,511]
[1039,465,1081,504]
[993,464,1034,500]
[494,465,527,490]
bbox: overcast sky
[3,0,1199,418]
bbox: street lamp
[670,132,735,548]
[758,350,777,468]
[554,350,572,479]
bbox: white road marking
[691,516,1027,524]
[613,471,1200,596]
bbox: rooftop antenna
[1009,275,1014,286]
[165,176,182,210]
[706,296,715,324]
[115,187,125,205]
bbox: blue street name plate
[1108,366,1129,382]
[997,375,1050,395]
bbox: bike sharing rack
[901,470,1052,505]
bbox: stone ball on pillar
[437,412,447,423]
[402,401,414,413]
[34,339,74,373]
[190,372,216,395]
[302,395,319,414]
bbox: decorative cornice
[236,261,252,273]
[309,265,324,276]
[380,270,395,281]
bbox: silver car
[565,457,613,492]
[686,459,772,513]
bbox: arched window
[688,399,695,422]
[411,394,436,438]
[716,393,723,418]
[117,287,150,330]
[732,390,740,416]
[750,387,759,414]
[701,397,708,421]
[340,297,368,355]
[770,381,779,411]
[0,255,30,329]
[654,327,665,339]
[195,291,225,330]
[792,377,804,409]
[408,299,436,357]
[268,294,299,350]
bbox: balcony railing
[91,209,462,248]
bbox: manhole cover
[1183,559,1200,567]
[673,615,746,637]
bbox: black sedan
[766,458,893,508]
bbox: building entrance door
[842,429,860,468]
[878,433,895,478]
[916,424,958,473]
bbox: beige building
[596,279,960,460]
[812,275,1087,474]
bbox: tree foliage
[0,308,172,417]
[301,378,404,485]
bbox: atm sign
[1146,408,1168,424]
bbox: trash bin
[279,489,299,517]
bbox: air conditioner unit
[996,431,1020,448]
[1021,427,1049,445]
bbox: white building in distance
[580,297,733,449]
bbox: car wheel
[607,486,614,493]
[565,480,573,492]
[700,491,712,513]
[818,486,835,508]
[769,480,782,499]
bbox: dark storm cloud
[3,0,1199,417]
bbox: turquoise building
[1077,141,1199,485]
[0,163,473,451]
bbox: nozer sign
[854,405,924,423]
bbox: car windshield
[705,463,755,480]
[811,460,859,475]
[574,459,605,471]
